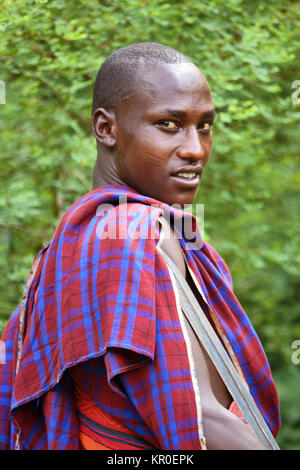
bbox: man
[0,42,280,450]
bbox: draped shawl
[0,185,280,449]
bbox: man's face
[114,62,215,207]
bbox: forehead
[118,62,213,114]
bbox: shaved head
[92,42,193,113]
[91,43,214,207]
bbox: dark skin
[92,62,265,450]
[92,62,213,207]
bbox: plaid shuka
[0,185,280,450]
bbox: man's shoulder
[60,186,163,229]
[52,188,164,257]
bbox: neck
[92,148,125,190]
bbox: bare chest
[159,225,232,409]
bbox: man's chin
[165,189,199,209]
[159,198,196,210]
[131,184,198,208]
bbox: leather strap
[157,240,280,450]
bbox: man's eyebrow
[164,109,187,118]
[202,109,216,119]
[163,108,216,119]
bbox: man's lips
[170,166,202,187]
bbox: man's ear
[92,107,117,147]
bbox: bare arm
[203,400,266,450]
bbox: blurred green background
[0,0,299,449]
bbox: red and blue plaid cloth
[0,185,280,449]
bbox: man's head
[92,42,215,207]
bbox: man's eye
[199,122,212,132]
[159,120,179,129]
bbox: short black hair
[92,42,192,114]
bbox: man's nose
[177,127,205,160]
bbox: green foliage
[0,0,299,449]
